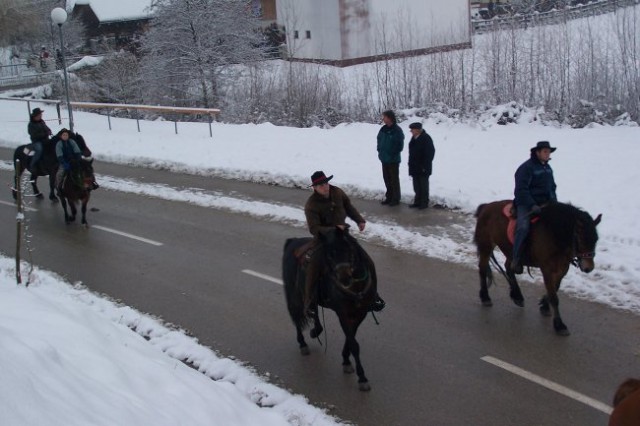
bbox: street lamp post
[50,7,74,132]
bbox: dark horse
[58,158,95,226]
[282,228,377,391]
[12,131,91,201]
[474,200,601,335]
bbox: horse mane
[538,202,598,248]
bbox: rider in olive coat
[303,171,384,316]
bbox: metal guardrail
[472,0,640,33]
[0,72,59,89]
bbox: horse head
[318,227,373,300]
[573,210,602,273]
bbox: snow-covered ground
[0,100,638,425]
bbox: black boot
[91,181,100,190]
[510,258,523,274]
[371,294,386,312]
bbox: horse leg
[478,250,493,306]
[539,295,551,316]
[81,198,89,226]
[48,173,58,202]
[505,266,525,307]
[30,174,43,198]
[339,315,370,391]
[310,311,323,339]
[296,324,310,355]
[69,201,77,222]
[59,196,72,224]
[542,267,570,336]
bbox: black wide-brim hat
[530,141,556,153]
[31,107,44,117]
[309,170,333,187]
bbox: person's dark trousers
[30,142,43,171]
[512,204,530,271]
[412,175,430,208]
[381,162,401,204]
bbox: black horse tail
[282,238,310,330]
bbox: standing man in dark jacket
[303,171,384,316]
[511,141,558,273]
[27,108,52,172]
[377,110,404,206]
[407,122,435,210]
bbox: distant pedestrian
[55,49,63,70]
[39,46,50,70]
[377,110,404,206]
[407,122,435,209]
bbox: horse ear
[594,214,602,226]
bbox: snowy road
[0,156,637,425]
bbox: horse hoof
[359,382,371,392]
[512,298,525,307]
[343,364,355,374]
[300,346,310,356]
[310,325,323,339]
[555,328,571,336]
[481,299,493,307]
[35,192,43,198]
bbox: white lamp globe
[51,8,67,25]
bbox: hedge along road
[0,150,637,426]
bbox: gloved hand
[62,161,70,171]
[530,205,542,215]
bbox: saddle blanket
[503,202,539,245]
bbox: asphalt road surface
[0,148,638,426]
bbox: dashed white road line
[241,269,283,285]
[92,225,163,246]
[0,200,38,212]
[481,355,612,415]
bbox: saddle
[293,240,316,266]
[503,202,540,245]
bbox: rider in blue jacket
[55,128,82,191]
[511,141,558,273]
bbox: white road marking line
[0,200,38,212]
[242,269,283,285]
[92,225,163,246]
[481,355,612,415]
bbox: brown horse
[474,200,602,335]
[58,158,95,226]
[609,378,640,426]
[282,227,377,391]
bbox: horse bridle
[571,218,595,266]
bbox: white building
[274,0,471,66]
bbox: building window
[294,30,299,39]
[306,30,311,39]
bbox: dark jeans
[381,162,400,203]
[512,204,530,261]
[411,175,430,207]
[30,142,43,170]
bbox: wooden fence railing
[0,97,221,137]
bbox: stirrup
[371,296,385,312]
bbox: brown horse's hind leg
[478,251,493,306]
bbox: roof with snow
[72,0,154,23]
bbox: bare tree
[140,0,266,110]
